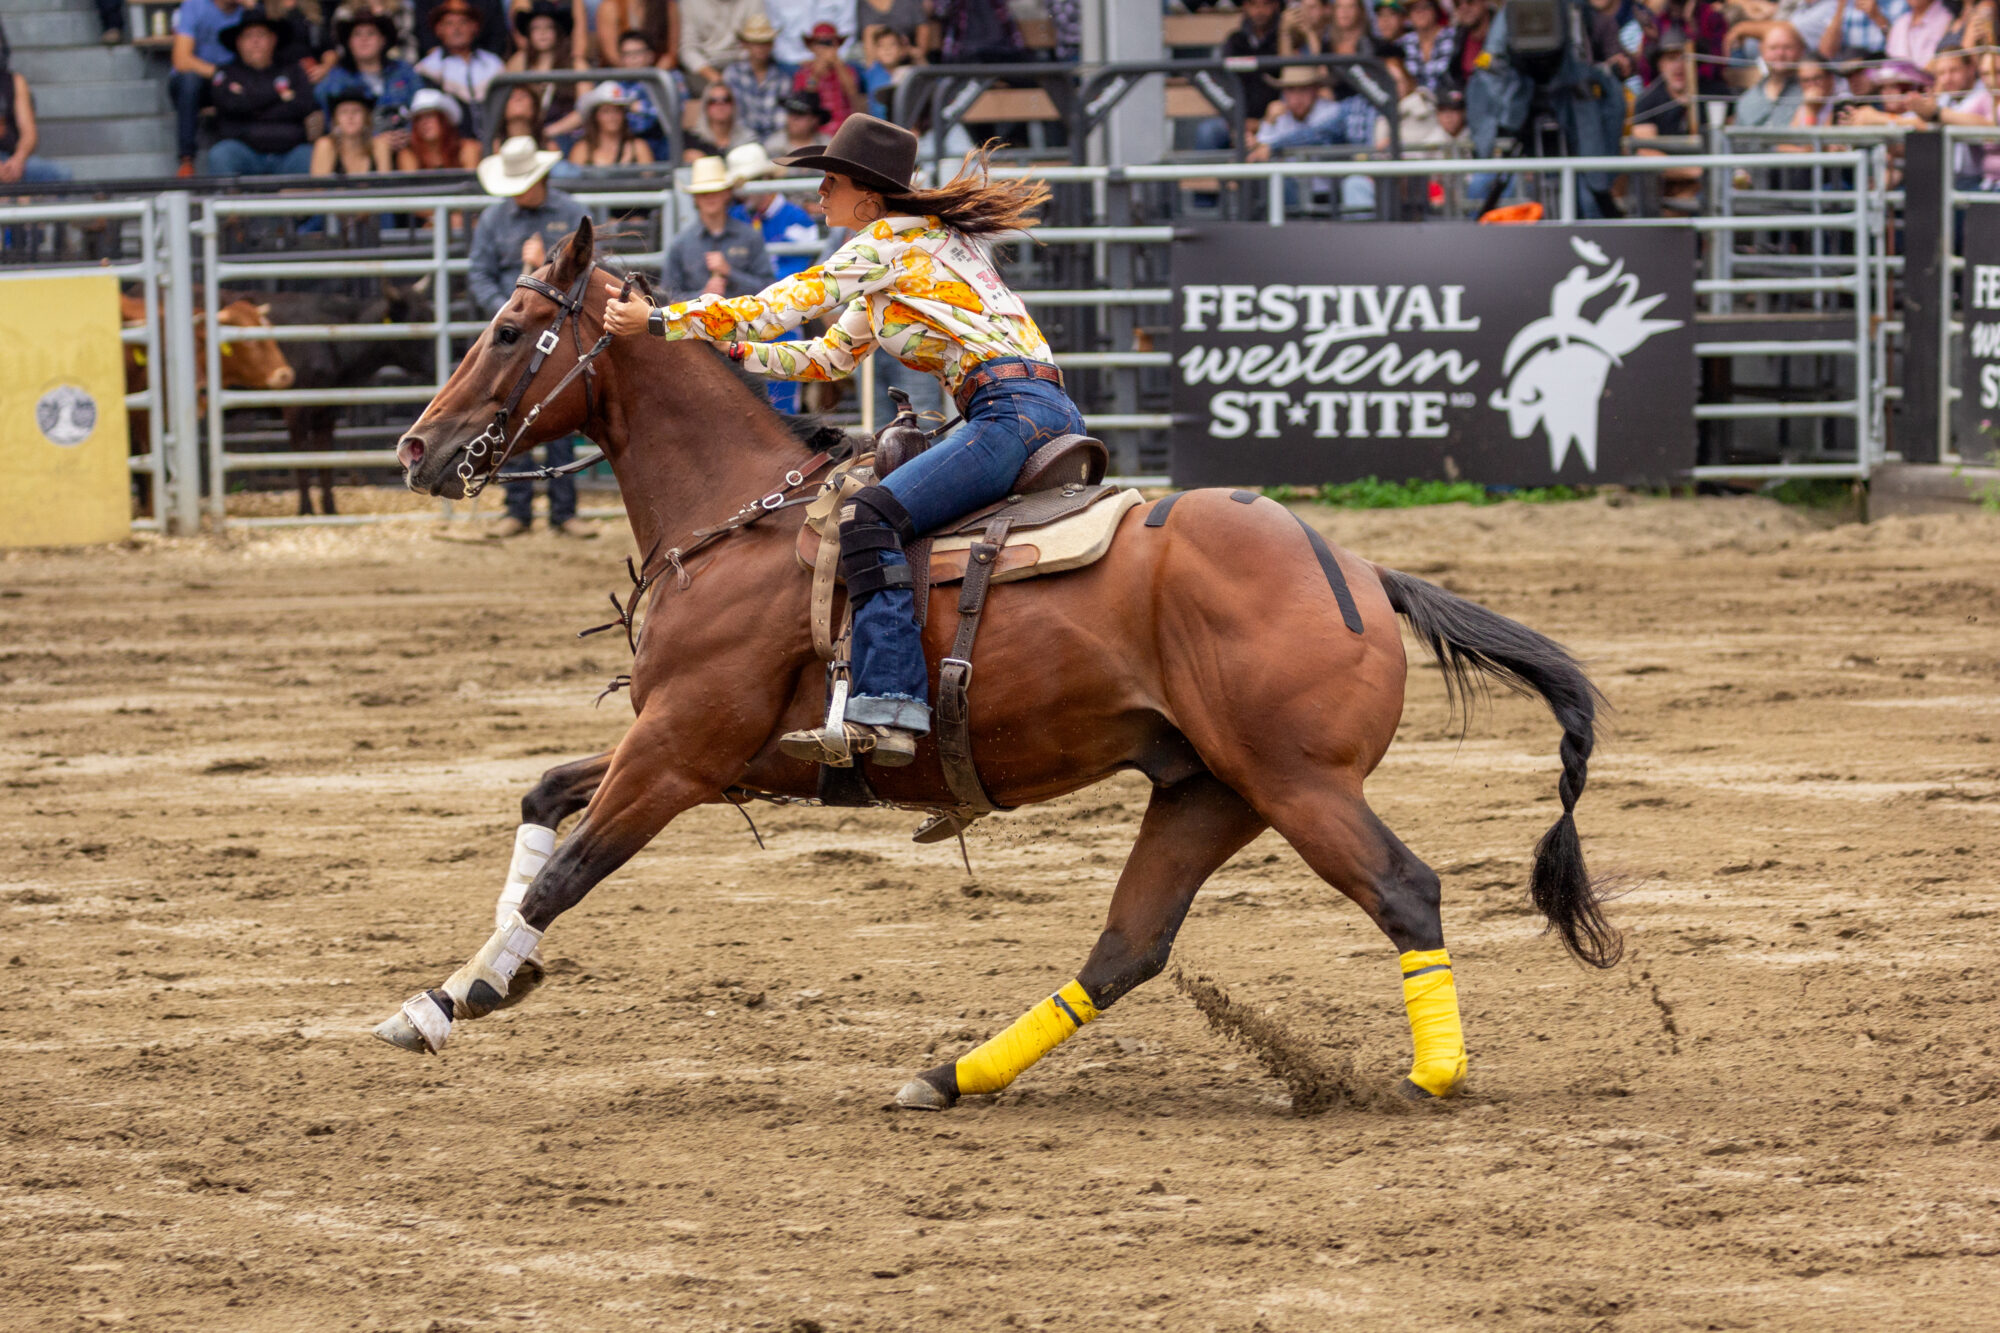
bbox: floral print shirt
[656,214,1053,398]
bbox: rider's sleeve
[737,297,878,381]
[657,235,897,344]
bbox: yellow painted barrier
[0,274,130,548]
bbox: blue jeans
[169,71,207,160]
[504,435,577,526]
[845,364,1087,733]
[14,158,70,184]
[207,139,314,176]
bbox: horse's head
[397,216,606,498]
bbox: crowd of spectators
[9,1,2000,202]
[126,0,1020,178]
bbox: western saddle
[797,388,1136,842]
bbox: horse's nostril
[397,436,426,469]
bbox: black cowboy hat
[334,10,399,49]
[220,6,285,54]
[778,91,832,125]
[327,86,378,112]
[513,0,572,38]
[774,112,917,196]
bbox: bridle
[456,262,632,498]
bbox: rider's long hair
[875,141,1049,239]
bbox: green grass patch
[1264,477,1593,509]
[1764,479,1859,510]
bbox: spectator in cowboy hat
[468,133,593,535]
[723,12,789,140]
[206,7,318,176]
[1246,64,1341,163]
[766,0,849,68]
[319,11,420,129]
[569,82,656,164]
[793,20,864,127]
[168,0,249,174]
[726,141,815,278]
[767,89,829,157]
[665,154,774,301]
[681,0,770,90]
[396,83,481,165]
[311,86,395,173]
[414,0,507,56]
[506,0,586,131]
[507,0,591,62]
[415,0,505,136]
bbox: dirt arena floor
[5,492,1999,1332]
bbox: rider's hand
[704,249,729,275]
[521,232,547,271]
[602,282,654,337]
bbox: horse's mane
[588,254,859,460]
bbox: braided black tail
[1375,565,1622,969]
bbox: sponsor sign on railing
[1169,222,1698,487]
[1958,201,2000,463]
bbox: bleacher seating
[3,0,176,179]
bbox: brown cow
[121,293,295,516]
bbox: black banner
[1957,204,2000,462]
[1169,223,1698,487]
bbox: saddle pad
[930,482,1119,537]
[798,487,1143,587]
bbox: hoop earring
[858,198,883,224]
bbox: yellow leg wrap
[1400,948,1468,1098]
[954,979,1100,1096]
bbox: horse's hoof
[373,1011,433,1054]
[895,1077,955,1111]
[373,990,451,1054]
[1399,1077,1442,1102]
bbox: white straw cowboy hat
[478,135,562,197]
[575,83,638,118]
[408,86,463,128]
[725,142,777,183]
[684,155,734,195]
[735,13,777,42]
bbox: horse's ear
[553,216,596,285]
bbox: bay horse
[376,218,1620,1109]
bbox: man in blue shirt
[168,0,247,174]
[724,142,815,409]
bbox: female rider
[602,115,1080,770]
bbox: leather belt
[954,360,1063,416]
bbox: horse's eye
[496,326,520,346]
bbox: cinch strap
[954,979,1100,1096]
[1399,948,1467,1097]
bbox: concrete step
[11,43,149,81]
[5,7,98,43]
[59,148,178,180]
[31,78,165,119]
[37,111,174,156]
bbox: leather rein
[457,263,630,498]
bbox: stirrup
[780,722,917,768]
[912,808,984,844]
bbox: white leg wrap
[397,990,455,1053]
[497,824,555,927]
[442,911,545,1020]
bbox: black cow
[224,283,436,515]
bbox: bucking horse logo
[1488,237,1682,473]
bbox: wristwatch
[647,307,665,338]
